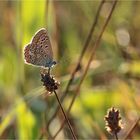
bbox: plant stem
[54,90,77,140]
[52,0,118,138]
[124,117,140,140]
[67,0,118,114]
[114,132,118,140]
[47,0,105,130]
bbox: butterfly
[24,28,56,73]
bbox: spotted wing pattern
[24,28,53,67]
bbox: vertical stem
[52,0,118,138]
[124,117,140,140]
[46,0,105,130]
[114,132,118,140]
[54,91,77,140]
[47,0,105,130]
[45,0,49,28]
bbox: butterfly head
[52,61,57,66]
[46,60,57,68]
[50,60,57,67]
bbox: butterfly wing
[24,28,54,67]
[24,44,36,65]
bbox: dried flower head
[41,72,60,93]
[104,107,123,136]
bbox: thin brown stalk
[124,117,140,140]
[114,132,118,140]
[67,0,117,115]
[45,0,49,28]
[52,0,118,138]
[54,90,77,140]
[47,0,105,130]
[60,0,106,100]
[53,119,65,139]
[43,0,53,138]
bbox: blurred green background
[0,0,140,139]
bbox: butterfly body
[24,28,56,69]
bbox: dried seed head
[41,72,60,93]
[104,107,123,135]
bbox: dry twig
[53,0,118,138]
[41,72,77,140]
[124,117,140,140]
[47,0,105,131]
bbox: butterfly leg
[48,67,51,75]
